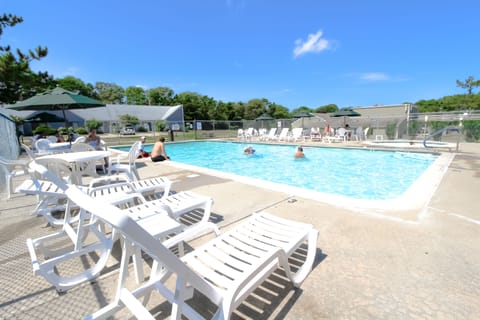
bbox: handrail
[423,126,461,151]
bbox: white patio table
[36,150,111,184]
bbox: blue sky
[2,0,479,110]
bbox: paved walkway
[0,143,479,319]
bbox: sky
[2,0,479,110]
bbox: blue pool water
[114,141,437,200]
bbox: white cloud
[293,30,330,58]
[360,72,390,81]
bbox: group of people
[84,128,171,163]
[310,124,352,140]
[137,136,170,162]
[244,145,305,158]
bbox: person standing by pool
[151,137,170,162]
[294,146,305,158]
[324,124,332,136]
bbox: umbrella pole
[62,109,67,128]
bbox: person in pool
[294,146,305,158]
[244,146,255,155]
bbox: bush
[386,123,396,140]
[137,126,147,132]
[463,120,480,142]
[76,127,88,134]
[33,125,56,136]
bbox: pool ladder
[423,126,461,151]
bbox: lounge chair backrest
[34,158,75,183]
[267,128,277,138]
[364,127,370,140]
[292,127,303,138]
[129,141,141,163]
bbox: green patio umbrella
[25,112,65,124]
[293,110,313,128]
[331,108,361,126]
[255,113,274,128]
[8,86,105,128]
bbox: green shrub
[386,123,396,139]
[76,127,88,134]
[463,120,480,142]
[137,126,147,132]
[33,125,56,136]
[85,119,102,131]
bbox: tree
[291,106,313,117]
[456,76,480,95]
[125,86,147,105]
[85,119,102,130]
[147,87,174,105]
[119,114,139,126]
[57,76,97,98]
[314,104,338,113]
[95,82,125,104]
[244,98,270,120]
[0,13,51,103]
[268,103,290,119]
[173,91,204,120]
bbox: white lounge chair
[25,162,217,292]
[108,141,141,180]
[263,127,277,141]
[289,127,305,142]
[82,198,318,319]
[275,127,290,141]
[88,173,172,200]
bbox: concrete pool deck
[0,142,479,319]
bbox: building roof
[0,104,183,123]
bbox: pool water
[114,141,438,201]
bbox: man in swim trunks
[151,137,170,162]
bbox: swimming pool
[113,141,452,206]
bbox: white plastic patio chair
[78,191,319,319]
[0,156,31,199]
[35,138,52,154]
[108,141,141,180]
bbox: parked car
[120,125,136,135]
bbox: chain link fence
[166,110,480,143]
